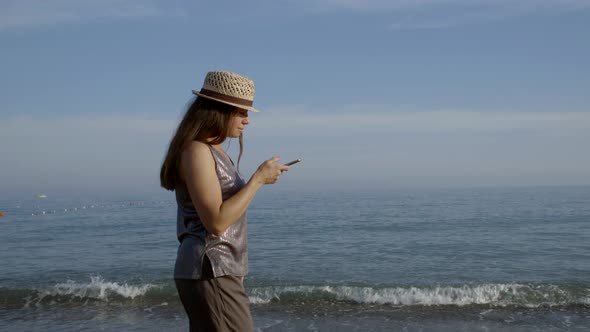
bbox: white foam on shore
[43,276,155,301]
[249,296,272,304]
[248,283,585,307]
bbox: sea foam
[248,283,588,307]
[46,276,155,300]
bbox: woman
[160,70,289,331]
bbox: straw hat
[192,71,259,112]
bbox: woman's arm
[180,141,288,236]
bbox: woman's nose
[243,117,250,125]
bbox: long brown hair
[160,96,244,191]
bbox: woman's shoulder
[181,141,214,163]
[185,140,210,151]
[179,141,216,181]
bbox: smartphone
[284,159,302,166]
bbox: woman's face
[228,108,250,138]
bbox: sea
[1,186,589,331]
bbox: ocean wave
[2,279,589,310]
[50,276,155,300]
[0,276,166,309]
[247,283,590,308]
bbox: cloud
[0,0,184,31]
[2,109,589,194]
[308,0,590,11]
[246,107,590,189]
[0,114,176,193]
[304,0,590,29]
[251,106,590,136]
[3,0,588,31]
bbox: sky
[1,0,589,197]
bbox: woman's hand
[182,145,290,236]
[251,157,289,185]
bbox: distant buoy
[0,212,4,217]
[35,194,47,198]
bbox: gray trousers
[175,256,253,332]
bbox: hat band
[199,89,253,107]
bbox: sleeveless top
[174,145,248,279]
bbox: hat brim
[192,90,260,112]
